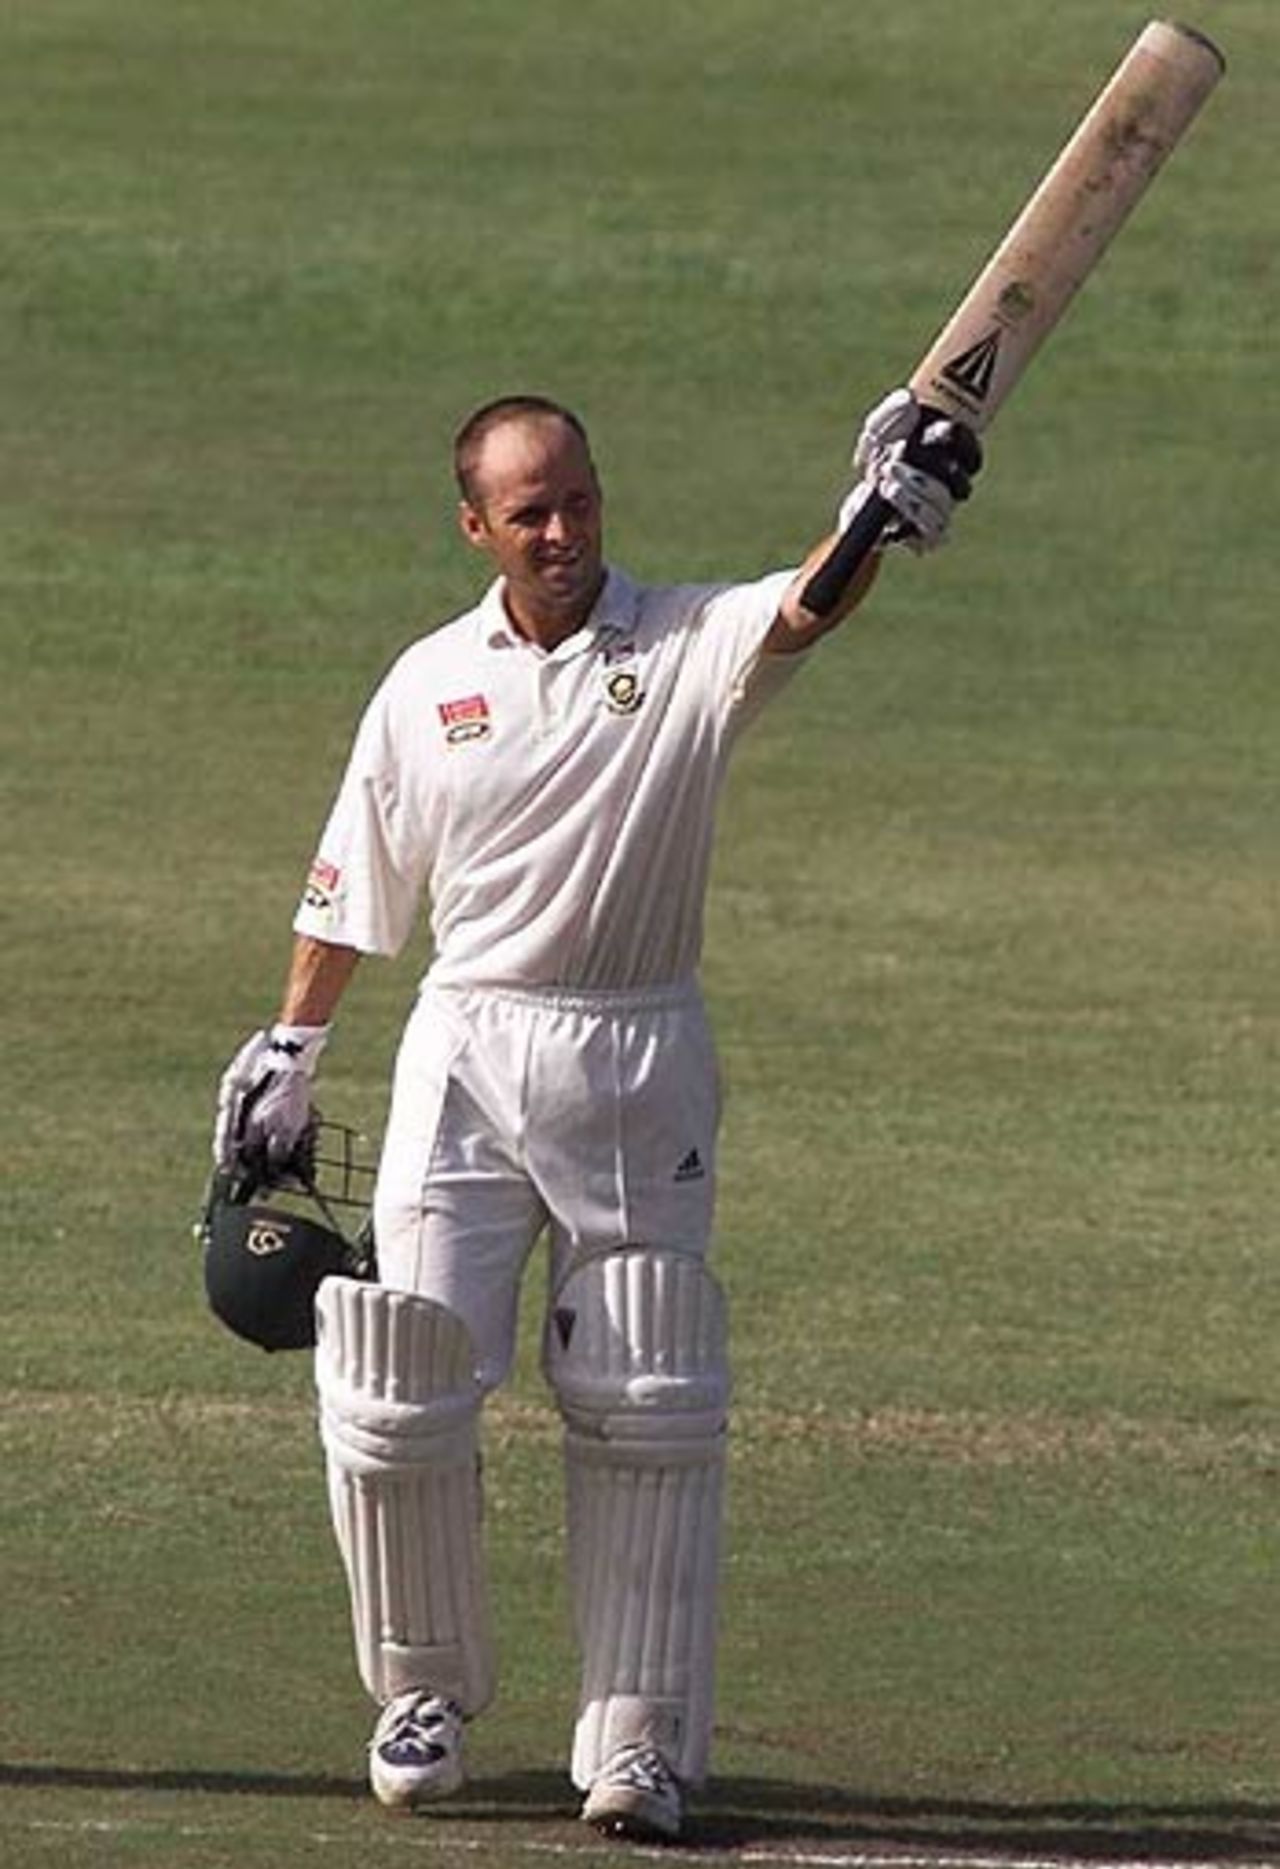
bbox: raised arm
[765,388,982,655]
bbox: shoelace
[378,1698,456,1758]
[610,1745,676,1795]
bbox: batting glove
[840,388,982,554]
[851,386,921,478]
[213,1022,330,1186]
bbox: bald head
[453,396,594,512]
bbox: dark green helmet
[197,1120,377,1352]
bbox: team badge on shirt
[604,670,644,715]
[601,638,644,715]
[438,693,492,745]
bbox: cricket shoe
[369,1690,465,1809]
[581,1742,684,1842]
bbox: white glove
[212,1022,330,1180]
[838,388,981,555]
[851,386,920,479]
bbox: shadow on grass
[697,1775,1280,1860]
[1,1761,1277,1860]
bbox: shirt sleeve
[692,568,811,735]
[292,672,433,958]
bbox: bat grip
[799,490,893,617]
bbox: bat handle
[799,490,893,617]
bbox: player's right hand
[841,388,982,554]
[213,1023,330,1184]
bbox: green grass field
[3,1,1278,1863]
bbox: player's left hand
[840,388,982,554]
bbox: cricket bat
[801,18,1225,617]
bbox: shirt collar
[479,567,638,659]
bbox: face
[458,416,605,645]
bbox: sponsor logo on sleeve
[438,693,492,744]
[304,857,341,911]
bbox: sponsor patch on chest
[438,693,492,744]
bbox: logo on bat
[940,328,1002,404]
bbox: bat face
[907,19,1225,433]
[800,19,1223,616]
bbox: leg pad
[316,1277,496,1712]
[544,1249,729,1787]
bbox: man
[212,389,978,1841]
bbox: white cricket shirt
[293,565,806,990]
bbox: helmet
[197,1119,377,1352]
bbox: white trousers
[373,979,722,1387]
[360,979,728,1782]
